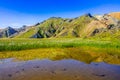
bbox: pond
[0,58,120,80]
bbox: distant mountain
[1,12,120,39]
[0,26,30,38]
[0,29,2,37]
[0,27,18,38]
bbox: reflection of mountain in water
[0,48,120,65]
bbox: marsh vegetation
[0,38,120,65]
[0,38,120,51]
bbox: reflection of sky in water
[0,59,120,80]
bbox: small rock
[22,69,25,71]
[62,68,67,71]
[16,71,20,73]
[8,74,12,77]
[92,73,106,77]
[51,71,56,74]
[34,66,40,68]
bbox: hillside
[15,27,37,38]
[37,14,93,38]
[109,12,120,20]
[1,12,120,39]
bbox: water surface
[0,58,120,80]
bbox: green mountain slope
[15,27,37,38]
[36,15,93,38]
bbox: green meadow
[0,38,120,65]
[0,38,120,51]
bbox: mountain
[1,12,120,39]
[109,12,120,20]
[0,27,18,38]
[0,26,35,38]
[14,13,94,38]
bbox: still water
[0,58,120,80]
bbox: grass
[0,38,120,51]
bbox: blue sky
[0,0,120,28]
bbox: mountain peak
[84,13,93,18]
